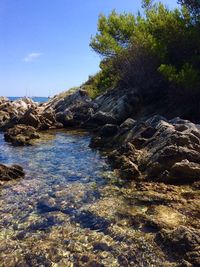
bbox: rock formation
[4,124,40,146]
[0,164,25,183]
[90,115,200,184]
[0,97,60,131]
[43,89,97,127]
[157,226,200,266]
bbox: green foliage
[158,64,177,82]
[87,0,200,120]
[159,63,200,89]
[142,0,154,10]
[90,10,136,57]
[56,87,79,99]
[82,63,117,99]
[178,0,200,18]
[134,4,198,65]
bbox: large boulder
[170,160,200,181]
[120,118,136,130]
[0,164,25,182]
[4,124,40,146]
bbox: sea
[8,96,49,103]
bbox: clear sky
[0,0,178,97]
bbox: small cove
[0,130,172,266]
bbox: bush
[82,63,117,99]
[88,1,200,120]
[113,43,165,99]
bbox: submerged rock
[0,164,25,182]
[157,226,200,266]
[4,124,40,146]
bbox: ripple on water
[0,130,175,266]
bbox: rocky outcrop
[91,115,200,184]
[44,89,97,127]
[157,226,200,266]
[86,111,117,128]
[18,107,59,130]
[4,124,40,146]
[0,97,60,131]
[100,124,119,137]
[92,87,140,124]
[43,88,137,129]
[0,88,137,131]
[0,164,25,182]
[0,97,38,129]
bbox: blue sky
[0,0,178,97]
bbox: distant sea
[8,97,49,103]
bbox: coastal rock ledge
[91,115,200,184]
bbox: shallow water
[0,130,169,266]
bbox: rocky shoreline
[0,90,200,266]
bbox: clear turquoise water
[0,130,165,266]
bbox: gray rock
[4,124,40,146]
[100,124,119,137]
[44,89,95,127]
[94,87,140,123]
[120,118,136,129]
[89,111,117,126]
[55,111,74,127]
[0,164,25,181]
[19,109,40,128]
[170,160,200,181]
[94,115,200,184]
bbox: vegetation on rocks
[85,0,200,120]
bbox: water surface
[0,130,167,266]
[8,97,48,103]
